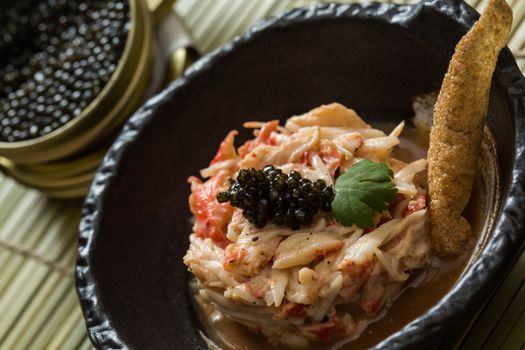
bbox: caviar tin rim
[0,0,143,159]
[0,0,153,165]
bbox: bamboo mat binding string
[0,0,524,349]
[0,237,73,277]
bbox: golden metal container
[0,0,198,198]
[0,0,155,164]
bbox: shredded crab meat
[285,103,369,131]
[394,159,427,196]
[272,232,344,269]
[183,103,432,345]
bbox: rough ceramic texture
[76,1,525,349]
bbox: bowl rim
[75,1,525,349]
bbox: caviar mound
[218,165,334,229]
[0,0,130,142]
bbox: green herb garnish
[331,159,398,228]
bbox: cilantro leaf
[331,159,398,228]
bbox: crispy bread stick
[428,0,512,257]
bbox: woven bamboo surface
[0,0,524,349]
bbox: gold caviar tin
[0,0,152,164]
[0,0,198,197]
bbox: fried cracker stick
[428,0,512,257]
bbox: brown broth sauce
[191,122,483,350]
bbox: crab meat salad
[183,103,432,348]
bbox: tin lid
[0,156,97,191]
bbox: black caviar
[0,0,130,142]
[217,165,334,229]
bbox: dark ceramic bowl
[76,1,525,349]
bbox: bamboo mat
[0,0,524,349]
